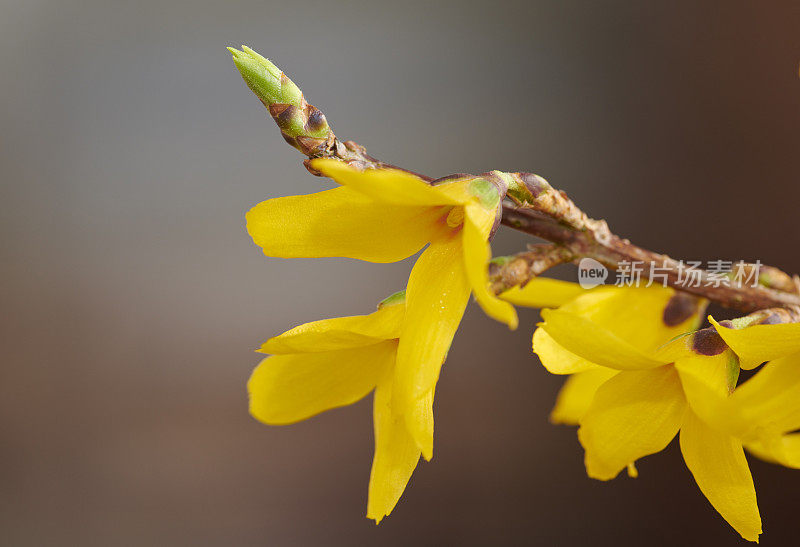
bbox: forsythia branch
[229,46,800,314]
[499,205,800,313]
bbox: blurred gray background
[2,0,799,545]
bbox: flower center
[446,207,464,228]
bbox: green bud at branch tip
[228,45,334,156]
[228,46,301,108]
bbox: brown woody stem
[501,204,800,312]
[238,58,799,314]
[307,138,800,313]
[488,244,574,294]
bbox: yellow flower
[249,292,423,523]
[534,285,765,542]
[245,160,588,522]
[246,159,516,326]
[249,281,574,523]
[247,159,519,456]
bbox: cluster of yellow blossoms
[538,285,800,542]
[246,162,799,540]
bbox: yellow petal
[539,309,670,370]
[650,331,696,363]
[463,201,494,238]
[462,203,518,329]
[674,351,735,433]
[680,410,762,542]
[578,365,686,480]
[311,159,465,206]
[404,388,435,462]
[428,178,475,204]
[259,304,404,354]
[729,352,800,437]
[550,368,618,425]
[394,234,470,453]
[561,286,706,353]
[247,341,396,424]
[534,286,702,374]
[533,327,602,374]
[246,186,447,263]
[710,316,800,369]
[367,372,422,523]
[500,278,587,309]
[746,433,800,469]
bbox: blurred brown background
[1,0,799,545]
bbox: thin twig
[501,205,800,313]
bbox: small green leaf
[378,290,406,309]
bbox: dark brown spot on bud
[519,173,547,198]
[692,327,728,356]
[304,106,327,133]
[268,103,290,117]
[273,105,298,130]
[662,293,699,327]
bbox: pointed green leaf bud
[228,46,302,108]
[228,45,334,156]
